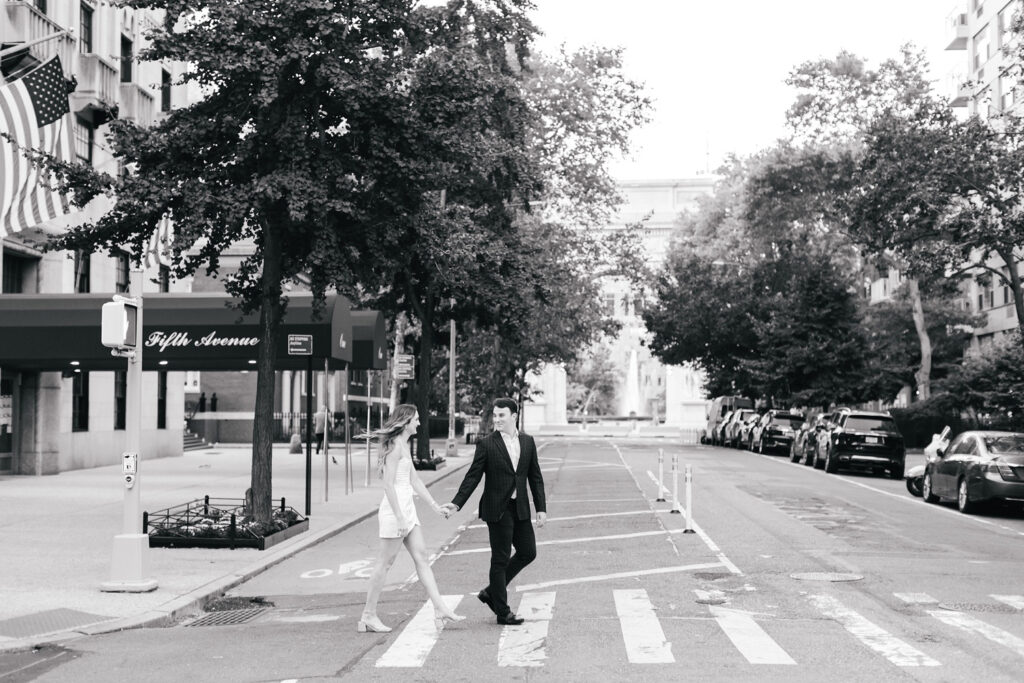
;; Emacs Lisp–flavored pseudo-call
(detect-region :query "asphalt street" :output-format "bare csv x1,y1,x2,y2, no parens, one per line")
5,436,1024,682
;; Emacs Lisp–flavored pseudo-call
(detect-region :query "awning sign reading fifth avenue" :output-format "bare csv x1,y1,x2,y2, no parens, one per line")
0,292,387,372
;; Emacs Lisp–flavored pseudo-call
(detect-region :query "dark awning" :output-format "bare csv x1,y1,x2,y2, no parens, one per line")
351,311,387,370
0,292,363,372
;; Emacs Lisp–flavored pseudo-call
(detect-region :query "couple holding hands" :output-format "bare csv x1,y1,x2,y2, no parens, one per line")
358,398,547,634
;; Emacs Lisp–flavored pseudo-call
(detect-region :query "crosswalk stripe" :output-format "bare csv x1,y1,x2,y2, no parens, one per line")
708,605,796,665
808,594,940,667
614,589,674,664
893,593,939,605
516,562,725,592
928,609,1024,658
375,595,463,668
991,595,1024,610
497,592,556,667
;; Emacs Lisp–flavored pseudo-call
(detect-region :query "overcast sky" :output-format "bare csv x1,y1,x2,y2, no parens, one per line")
528,0,963,180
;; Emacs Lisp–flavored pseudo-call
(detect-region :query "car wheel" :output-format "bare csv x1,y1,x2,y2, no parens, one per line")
824,447,838,473
906,476,923,497
759,437,767,455
790,442,801,463
957,478,978,514
922,473,939,503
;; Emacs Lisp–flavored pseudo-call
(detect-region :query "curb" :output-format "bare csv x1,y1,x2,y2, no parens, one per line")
0,459,472,655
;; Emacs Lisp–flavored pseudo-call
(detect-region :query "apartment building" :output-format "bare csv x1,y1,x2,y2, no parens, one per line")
945,0,1023,353
0,1,190,474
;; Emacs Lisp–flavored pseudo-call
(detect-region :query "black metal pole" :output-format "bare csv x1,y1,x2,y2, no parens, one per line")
305,356,313,516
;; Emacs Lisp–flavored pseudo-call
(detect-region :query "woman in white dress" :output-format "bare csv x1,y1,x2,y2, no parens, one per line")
358,404,465,633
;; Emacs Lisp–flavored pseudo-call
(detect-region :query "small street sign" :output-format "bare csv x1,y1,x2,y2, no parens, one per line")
395,353,415,380
288,334,313,356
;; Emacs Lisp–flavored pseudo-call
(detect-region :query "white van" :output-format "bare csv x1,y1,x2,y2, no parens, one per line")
704,395,754,444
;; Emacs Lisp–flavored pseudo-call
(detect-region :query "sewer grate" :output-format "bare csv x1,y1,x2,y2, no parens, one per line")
185,608,267,627
790,572,864,582
937,602,1020,614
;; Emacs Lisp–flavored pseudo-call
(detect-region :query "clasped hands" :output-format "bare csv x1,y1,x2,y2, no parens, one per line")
434,503,547,527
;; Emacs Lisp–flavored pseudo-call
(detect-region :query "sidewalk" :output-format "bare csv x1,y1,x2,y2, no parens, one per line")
0,438,473,654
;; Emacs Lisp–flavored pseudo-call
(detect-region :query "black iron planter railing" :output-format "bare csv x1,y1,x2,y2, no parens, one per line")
145,496,309,550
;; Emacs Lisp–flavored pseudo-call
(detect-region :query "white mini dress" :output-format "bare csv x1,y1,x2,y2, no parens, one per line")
377,452,419,538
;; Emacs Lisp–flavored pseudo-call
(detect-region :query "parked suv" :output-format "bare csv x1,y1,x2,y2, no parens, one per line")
820,409,905,478
724,409,758,448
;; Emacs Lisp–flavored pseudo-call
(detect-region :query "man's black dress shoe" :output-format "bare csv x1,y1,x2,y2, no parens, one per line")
496,612,524,625
478,589,495,612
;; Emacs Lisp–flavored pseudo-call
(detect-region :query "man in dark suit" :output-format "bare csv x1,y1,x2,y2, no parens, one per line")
441,398,546,625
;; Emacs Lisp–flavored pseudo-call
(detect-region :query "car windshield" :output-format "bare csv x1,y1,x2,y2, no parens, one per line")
983,435,1024,455
775,414,803,428
844,416,897,432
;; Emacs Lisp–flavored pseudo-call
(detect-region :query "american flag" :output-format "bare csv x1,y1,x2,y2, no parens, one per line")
142,212,174,269
0,56,73,237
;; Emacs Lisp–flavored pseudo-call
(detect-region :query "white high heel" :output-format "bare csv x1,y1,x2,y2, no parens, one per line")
357,615,392,633
434,612,466,632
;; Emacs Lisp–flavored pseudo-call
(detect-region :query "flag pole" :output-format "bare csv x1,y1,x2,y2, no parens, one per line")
0,29,74,60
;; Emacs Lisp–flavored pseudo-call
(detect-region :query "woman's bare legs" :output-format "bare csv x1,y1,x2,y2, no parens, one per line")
403,525,463,620
361,536,405,624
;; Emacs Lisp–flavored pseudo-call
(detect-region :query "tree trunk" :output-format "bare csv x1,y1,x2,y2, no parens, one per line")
251,221,284,524
415,290,435,461
995,248,1024,345
907,278,932,401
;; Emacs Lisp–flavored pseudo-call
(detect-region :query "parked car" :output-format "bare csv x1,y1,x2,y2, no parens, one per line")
818,408,905,478
724,409,758,448
738,413,762,450
712,410,734,446
705,396,753,445
922,431,1024,513
749,410,804,454
789,413,821,466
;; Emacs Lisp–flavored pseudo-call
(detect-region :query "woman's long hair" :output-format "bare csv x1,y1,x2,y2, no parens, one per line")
364,404,418,478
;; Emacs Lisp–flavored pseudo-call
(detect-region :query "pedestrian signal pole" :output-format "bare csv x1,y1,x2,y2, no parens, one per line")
100,268,158,592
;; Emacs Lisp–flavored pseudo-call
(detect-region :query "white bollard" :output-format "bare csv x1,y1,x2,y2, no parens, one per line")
683,464,695,533
656,449,666,502
670,454,681,514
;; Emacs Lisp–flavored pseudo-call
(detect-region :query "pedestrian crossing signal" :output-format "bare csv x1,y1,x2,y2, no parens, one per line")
101,299,138,349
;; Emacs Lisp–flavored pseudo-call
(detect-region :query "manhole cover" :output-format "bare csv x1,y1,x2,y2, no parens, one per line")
185,608,267,627
937,602,1020,614
790,572,863,582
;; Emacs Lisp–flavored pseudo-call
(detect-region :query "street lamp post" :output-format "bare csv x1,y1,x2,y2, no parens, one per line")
446,297,457,458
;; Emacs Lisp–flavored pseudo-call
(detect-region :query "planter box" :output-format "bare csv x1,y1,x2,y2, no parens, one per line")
145,496,308,551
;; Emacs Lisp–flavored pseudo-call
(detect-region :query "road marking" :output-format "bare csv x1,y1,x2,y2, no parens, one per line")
466,510,653,529
497,592,556,667
516,562,726,592
991,595,1024,610
688,520,743,575
707,604,795,665
614,589,674,663
929,609,1024,657
375,595,463,668
808,594,940,667
444,527,704,556
893,593,939,605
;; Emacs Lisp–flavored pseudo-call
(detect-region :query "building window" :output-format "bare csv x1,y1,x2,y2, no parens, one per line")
72,372,89,431
157,371,168,429
79,3,93,54
115,251,130,293
74,249,90,293
974,26,991,71
73,117,93,164
161,69,172,112
114,371,127,430
158,266,170,292
120,36,133,83
2,253,27,293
